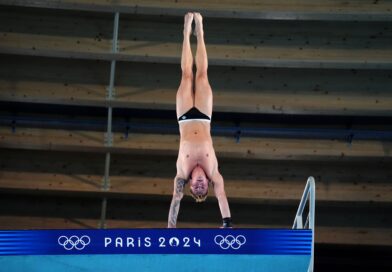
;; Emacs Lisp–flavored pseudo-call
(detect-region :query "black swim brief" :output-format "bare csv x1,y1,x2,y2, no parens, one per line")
178,107,211,123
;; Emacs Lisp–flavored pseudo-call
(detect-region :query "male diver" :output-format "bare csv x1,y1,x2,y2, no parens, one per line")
167,12,232,228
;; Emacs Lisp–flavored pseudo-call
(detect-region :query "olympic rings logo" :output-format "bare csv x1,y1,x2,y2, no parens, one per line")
58,235,91,250
214,235,246,250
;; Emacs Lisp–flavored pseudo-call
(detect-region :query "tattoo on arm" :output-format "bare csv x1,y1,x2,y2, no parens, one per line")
168,178,186,228
168,198,181,228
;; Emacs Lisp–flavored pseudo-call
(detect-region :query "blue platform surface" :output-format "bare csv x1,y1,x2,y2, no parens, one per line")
0,229,312,272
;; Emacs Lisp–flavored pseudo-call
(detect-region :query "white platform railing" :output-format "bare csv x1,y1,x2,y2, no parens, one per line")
292,176,316,272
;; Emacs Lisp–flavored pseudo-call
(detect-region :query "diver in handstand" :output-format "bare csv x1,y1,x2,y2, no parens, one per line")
167,12,232,228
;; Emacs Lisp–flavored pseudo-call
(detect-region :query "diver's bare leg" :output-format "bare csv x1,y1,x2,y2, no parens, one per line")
194,12,213,117
176,12,194,118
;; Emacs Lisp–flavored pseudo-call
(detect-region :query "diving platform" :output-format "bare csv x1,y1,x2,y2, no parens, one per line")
0,177,315,272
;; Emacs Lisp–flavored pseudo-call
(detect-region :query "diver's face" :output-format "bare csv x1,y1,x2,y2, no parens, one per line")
190,166,208,196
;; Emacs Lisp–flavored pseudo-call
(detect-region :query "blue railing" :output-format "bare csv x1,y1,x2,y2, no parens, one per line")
1,115,391,141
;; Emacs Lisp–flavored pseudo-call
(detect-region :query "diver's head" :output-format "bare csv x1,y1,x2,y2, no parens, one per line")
189,165,209,202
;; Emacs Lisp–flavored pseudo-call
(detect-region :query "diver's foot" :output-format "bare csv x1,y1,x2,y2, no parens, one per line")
193,12,204,38
184,12,194,37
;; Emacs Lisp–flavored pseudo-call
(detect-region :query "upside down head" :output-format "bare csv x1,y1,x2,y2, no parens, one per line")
189,165,209,202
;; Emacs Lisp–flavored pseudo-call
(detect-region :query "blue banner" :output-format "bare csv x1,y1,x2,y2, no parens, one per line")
0,229,312,256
